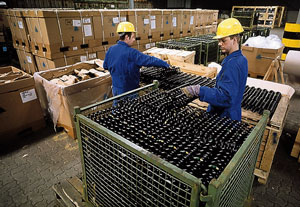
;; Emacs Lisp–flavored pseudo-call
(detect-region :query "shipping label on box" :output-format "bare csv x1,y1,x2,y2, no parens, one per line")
20,88,38,103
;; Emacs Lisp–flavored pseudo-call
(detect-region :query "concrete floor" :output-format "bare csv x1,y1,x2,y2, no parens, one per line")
1,28,300,207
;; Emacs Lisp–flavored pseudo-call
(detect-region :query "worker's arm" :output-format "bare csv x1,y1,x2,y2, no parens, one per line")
199,63,241,108
103,49,110,70
131,48,170,68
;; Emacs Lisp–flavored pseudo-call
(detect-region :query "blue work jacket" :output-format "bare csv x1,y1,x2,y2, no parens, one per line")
199,50,248,121
103,41,169,95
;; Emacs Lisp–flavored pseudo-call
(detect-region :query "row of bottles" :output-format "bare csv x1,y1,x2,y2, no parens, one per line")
140,66,282,118
87,88,252,188
242,85,281,116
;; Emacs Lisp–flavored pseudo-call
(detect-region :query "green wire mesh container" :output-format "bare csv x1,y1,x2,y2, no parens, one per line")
74,82,269,207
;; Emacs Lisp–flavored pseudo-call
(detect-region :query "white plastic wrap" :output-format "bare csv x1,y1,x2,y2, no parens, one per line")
243,35,284,49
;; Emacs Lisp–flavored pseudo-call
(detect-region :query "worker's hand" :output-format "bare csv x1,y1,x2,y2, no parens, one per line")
180,85,201,98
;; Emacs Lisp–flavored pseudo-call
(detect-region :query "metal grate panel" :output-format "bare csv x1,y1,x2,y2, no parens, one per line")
80,121,193,207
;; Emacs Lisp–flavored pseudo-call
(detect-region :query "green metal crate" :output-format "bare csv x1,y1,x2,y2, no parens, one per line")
74,82,269,207
231,11,259,30
156,40,202,64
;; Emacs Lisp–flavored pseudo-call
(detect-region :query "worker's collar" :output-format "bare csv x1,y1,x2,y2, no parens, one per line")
117,40,130,47
222,50,242,65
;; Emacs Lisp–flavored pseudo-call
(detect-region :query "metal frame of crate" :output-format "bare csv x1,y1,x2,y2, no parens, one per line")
156,40,202,65
74,81,270,207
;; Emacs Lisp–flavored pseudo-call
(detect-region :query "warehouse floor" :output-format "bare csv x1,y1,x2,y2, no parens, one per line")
1,27,300,207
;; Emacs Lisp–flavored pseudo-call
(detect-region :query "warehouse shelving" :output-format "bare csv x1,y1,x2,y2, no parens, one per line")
232,6,285,29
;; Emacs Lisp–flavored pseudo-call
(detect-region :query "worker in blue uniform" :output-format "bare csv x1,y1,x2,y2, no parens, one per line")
181,18,248,121
103,22,170,98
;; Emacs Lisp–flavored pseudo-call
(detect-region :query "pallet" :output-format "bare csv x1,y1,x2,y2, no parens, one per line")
290,127,300,163
53,175,87,207
189,95,290,184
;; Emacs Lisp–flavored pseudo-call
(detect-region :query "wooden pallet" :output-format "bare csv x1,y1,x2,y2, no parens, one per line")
53,175,87,207
290,127,300,163
190,94,290,184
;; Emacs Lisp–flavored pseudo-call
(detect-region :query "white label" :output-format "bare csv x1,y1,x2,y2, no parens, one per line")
20,89,37,103
26,56,32,63
150,15,156,20
73,20,81,27
89,53,97,59
113,17,119,24
18,21,23,29
172,17,177,27
80,55,87,62
144,19,149,25
190,16,194,25
151,20,156,29
150,42,155,47
73,46,78,51
84,24,93,37
83,18,91,23
145,43,151,49
120,17,127,22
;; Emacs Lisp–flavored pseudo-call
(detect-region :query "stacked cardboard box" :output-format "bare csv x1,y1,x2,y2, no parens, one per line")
0,9,18,65
5,8,219,73
0,66,45,138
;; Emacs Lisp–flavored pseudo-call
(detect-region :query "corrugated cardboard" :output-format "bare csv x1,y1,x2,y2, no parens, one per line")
0,66,45,137
23,10,96,51
242,45,284,76
16,48,38,74
34,48,99,71
6,9,30,52
33,60,112,138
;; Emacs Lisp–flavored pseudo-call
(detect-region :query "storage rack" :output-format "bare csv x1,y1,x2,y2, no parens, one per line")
74,81,270,207
231,10,259,30
232,6,285,29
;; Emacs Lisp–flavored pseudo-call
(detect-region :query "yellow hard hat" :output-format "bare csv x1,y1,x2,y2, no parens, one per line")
116,22,136,33
213,18,244,39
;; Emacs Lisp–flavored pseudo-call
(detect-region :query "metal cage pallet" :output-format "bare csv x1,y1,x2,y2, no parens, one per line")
190,93,290,185
74,81,270,207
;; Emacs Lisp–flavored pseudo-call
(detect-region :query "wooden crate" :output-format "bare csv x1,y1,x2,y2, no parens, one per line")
290,127,300,163
169,59,217,78
144,47,196,64
189,94,290,184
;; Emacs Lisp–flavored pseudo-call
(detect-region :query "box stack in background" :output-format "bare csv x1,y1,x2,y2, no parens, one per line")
194,9,218,36
4,8,219,73
0,9,18,66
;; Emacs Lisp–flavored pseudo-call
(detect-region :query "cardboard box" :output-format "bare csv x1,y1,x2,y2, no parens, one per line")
23,9,97,52
128,9,151,40
242,45,284,76
5,9,31,52
35,50,98,71
0,9,9,30
33,60,112,138
16,49,38,74
0,66,45,137
97,10,127,45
